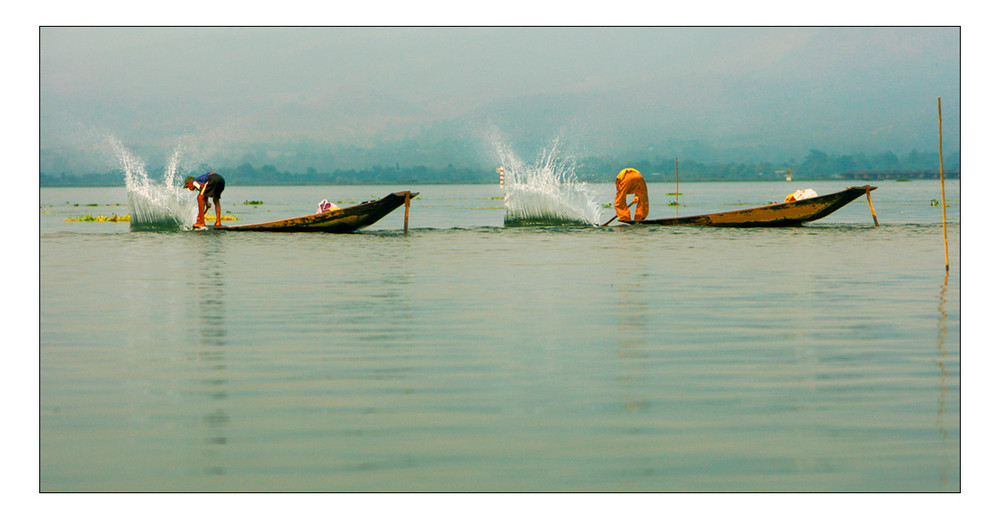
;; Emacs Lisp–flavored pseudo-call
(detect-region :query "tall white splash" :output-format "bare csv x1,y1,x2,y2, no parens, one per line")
494,135,601,226
110,137,194,231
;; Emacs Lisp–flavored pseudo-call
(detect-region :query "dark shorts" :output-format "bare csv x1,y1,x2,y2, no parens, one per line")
203,174,225,199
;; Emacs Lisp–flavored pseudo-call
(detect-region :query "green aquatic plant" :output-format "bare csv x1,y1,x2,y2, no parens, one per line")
243,200,264,205
66,214,240,223
66,213,131,222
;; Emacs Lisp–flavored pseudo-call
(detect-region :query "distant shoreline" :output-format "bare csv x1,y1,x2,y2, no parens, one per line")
39,172,960,188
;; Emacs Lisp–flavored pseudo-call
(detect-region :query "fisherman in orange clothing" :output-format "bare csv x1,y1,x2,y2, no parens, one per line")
614,167,649,221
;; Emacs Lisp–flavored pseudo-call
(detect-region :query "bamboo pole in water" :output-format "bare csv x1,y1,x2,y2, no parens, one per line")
938,97,949,271
675,157,680,217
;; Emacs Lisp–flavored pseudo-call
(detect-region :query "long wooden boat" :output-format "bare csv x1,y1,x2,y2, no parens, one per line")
207,191,417,233
621,186,876,227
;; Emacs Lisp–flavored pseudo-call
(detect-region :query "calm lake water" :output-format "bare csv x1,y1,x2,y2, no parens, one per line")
39,180,960,492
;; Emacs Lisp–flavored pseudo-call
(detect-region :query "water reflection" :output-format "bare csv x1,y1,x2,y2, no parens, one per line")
190,236,229,478
935,271,952,489
615,276,650,400
614,272,655,485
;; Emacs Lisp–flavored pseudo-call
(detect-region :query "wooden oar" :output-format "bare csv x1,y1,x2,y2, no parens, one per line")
864,185,878,227
601,199,637,226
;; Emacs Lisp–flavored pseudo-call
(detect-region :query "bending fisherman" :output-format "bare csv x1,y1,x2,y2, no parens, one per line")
185,172,226,228
614,167,649,222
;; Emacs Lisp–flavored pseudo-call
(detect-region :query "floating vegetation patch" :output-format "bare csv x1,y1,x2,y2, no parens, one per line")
66,214,131,222
66,214,240,223
62,202,126,208
244,200,264,205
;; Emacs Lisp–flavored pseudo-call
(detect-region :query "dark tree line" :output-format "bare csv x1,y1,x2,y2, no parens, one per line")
40,149,961,187
572,149,960,182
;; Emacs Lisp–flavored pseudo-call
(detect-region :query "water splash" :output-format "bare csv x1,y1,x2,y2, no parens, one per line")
110,137,194,231
494,135,601,227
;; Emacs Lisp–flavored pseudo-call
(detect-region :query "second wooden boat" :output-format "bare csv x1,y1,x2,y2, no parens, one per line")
620,186,876,227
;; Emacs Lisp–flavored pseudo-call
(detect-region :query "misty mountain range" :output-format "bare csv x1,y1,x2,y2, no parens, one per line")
41,66,959,178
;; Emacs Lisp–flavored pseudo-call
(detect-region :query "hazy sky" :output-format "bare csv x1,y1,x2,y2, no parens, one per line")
39,26,960,172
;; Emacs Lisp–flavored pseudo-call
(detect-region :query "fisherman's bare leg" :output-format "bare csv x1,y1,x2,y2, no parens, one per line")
213,197,222,226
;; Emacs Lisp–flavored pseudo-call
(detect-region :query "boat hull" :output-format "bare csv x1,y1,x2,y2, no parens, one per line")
216,191,416,233
624,186,875,227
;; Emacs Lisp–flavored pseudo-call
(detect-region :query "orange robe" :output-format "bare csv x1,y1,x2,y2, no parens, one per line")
615,168,649,221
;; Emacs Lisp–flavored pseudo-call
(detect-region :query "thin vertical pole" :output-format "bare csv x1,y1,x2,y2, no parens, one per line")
404,192,411,236
675,157,680,217
938,97,949,271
